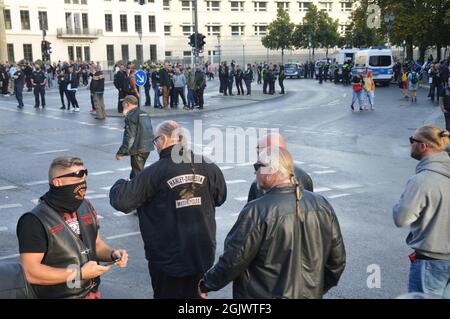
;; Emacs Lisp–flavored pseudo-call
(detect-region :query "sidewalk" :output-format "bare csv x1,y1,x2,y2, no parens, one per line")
105,89,286,118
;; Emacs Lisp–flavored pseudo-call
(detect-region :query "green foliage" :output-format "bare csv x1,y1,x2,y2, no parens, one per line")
261,7,295,53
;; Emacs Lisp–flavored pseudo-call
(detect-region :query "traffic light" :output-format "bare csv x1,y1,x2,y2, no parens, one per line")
41,40,47,53
197,33,206,52
188,33,196,47
47,41,52,54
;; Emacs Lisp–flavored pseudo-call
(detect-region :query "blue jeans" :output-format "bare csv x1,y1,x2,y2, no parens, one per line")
351,91,363,108
187,89,196,108
409,259,450,298
153,86,161,107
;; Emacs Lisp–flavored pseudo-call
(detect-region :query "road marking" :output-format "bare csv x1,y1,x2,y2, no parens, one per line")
231,213,240,217
209,124,224,127
0,204,23,209
315,187,332,192
101,142,121,147
0,226,8,232
308,164,330,169
33,149,70,155
0,254,20,261
294,160,305,165
0,186,18,191
101,186,112,191
31,199,39,205
113,212,130,217
334,183,363,190
226,180,247,184
284,129,297,133
91,171,115,176
234,197,248,202
86,194,108,200
312,170,337,175
106,231,141,240
25,180,48,186
236,162,253,167
116,167,131,171
86,190,96,194
328,193,351,199
219,166,234,170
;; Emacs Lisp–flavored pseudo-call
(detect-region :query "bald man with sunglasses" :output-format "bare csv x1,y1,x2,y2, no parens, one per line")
16,156,128,299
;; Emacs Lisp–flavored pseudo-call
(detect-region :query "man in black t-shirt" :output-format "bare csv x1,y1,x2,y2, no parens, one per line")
13,63,25,109
16,156,129,299
31,65,47,109
440,75,450,132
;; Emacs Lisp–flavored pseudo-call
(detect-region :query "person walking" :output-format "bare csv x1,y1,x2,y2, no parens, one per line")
65,65,80,112
115,95,154,179
13,64,25,109
393,126,450,298
278,65,286,94
110,120,227,299
350,73,364,111
364,71,376,111
408,68,419,103
113,64,129,114
58,68,71,110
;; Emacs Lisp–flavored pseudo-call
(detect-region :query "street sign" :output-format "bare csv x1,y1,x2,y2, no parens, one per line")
135,70,147,87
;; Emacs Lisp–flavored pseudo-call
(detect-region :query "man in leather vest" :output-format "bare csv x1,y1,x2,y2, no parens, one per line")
16,156,128,299
116,95,155,179
199,148,346,299
247,133,313,202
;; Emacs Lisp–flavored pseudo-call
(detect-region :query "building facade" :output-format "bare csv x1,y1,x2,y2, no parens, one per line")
2,0,354,67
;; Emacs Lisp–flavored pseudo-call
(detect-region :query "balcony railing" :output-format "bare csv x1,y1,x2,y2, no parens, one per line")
57,28,103,39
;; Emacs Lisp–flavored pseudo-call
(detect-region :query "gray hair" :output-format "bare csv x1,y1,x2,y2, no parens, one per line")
48,156,84,181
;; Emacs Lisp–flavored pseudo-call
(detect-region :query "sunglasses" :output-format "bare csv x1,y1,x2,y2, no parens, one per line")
152,135,162,146
55,169,88,179
409,136,424,145
253,163,267,172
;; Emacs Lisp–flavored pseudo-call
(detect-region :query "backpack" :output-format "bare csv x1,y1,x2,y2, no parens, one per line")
0,263,36,299
411,73,418,84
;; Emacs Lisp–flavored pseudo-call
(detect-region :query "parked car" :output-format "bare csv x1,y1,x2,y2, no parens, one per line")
284,63,304,79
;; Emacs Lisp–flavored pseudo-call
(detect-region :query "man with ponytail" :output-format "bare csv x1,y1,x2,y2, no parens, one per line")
393,125,450,298
110,120,227,299
199,147,346,299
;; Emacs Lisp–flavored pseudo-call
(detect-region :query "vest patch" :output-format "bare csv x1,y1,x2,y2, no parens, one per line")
49,224,63,235
167,175,205,189
80,213,94,226
175,197,202,209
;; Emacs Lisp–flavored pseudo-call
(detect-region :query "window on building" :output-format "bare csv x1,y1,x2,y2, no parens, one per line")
230,1,244,11
183,50,191,57
68,46,74,61
76,46,83,60
206,1,220,11
319,2,332,12
120,15,128,32
340,24,349,33
84,47,91,62
148,16,156,32
150,44,157,61
20,10,30,30
136,44,143,62
163,0,170,10
254,25,267,35
105,14,113,32
164,25,171,36
207,25,220,36
65,0,71,3
299,1,312,12
7,44,15,62
277,2,289,11
106,45,115,66
182,25,193,36
122,45,129,62
135,15,142,32
165,51,172,58
65,12,73,30
254,2,267,12
3,9,12,29
82,13,89,30
38,11,48,31
231,25,244,36
181,1,192,11
340,1,353,12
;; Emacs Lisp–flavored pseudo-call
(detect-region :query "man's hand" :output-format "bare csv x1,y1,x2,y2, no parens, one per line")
111,249,129,268
116,154,123,161
80,261,110,280
198,279,208,299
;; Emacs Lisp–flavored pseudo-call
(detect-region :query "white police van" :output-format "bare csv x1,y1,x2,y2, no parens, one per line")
351,47,394,86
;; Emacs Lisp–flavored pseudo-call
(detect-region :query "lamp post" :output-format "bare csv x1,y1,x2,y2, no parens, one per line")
403,40,406,62
217,34,221,64
308,34,312,62
384,12,394,48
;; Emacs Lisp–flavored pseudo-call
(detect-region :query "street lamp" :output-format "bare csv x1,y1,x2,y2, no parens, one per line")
384,12,394,48
138,30,143,42
403,40,406,62
308,34,312,62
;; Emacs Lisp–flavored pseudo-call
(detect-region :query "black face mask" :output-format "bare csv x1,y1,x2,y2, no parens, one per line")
42,181,87,213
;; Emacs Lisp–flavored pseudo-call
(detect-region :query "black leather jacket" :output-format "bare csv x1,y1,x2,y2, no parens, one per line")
247,165,313,202
203,185,346,299
117,108,155,156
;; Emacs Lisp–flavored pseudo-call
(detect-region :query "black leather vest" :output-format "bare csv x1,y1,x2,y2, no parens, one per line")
30,200,98,299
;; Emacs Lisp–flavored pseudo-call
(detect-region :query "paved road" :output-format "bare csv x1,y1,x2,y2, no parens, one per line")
0,77,446,299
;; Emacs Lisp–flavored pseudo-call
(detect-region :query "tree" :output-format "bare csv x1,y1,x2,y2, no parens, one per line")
317,13,341,57
261,7,295,64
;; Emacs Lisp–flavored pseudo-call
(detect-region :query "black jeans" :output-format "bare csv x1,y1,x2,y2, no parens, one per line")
130,152,150,179
269,80,275,94
195,88,204,108
263,80,268,93
174,87,187,106
144,86,151,106
445,112,450,133
34,85,46,107
14,84,24,106
236,80,244,95
67,90,79,108
279,79,285,94
245,80,251,95
148,264,202,299
118,90,127,113
59,85,70,108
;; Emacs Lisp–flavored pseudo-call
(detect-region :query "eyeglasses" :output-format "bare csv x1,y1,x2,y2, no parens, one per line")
253,162,267,172
152,135,162,146
55,169,88,179
409,136,425,145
